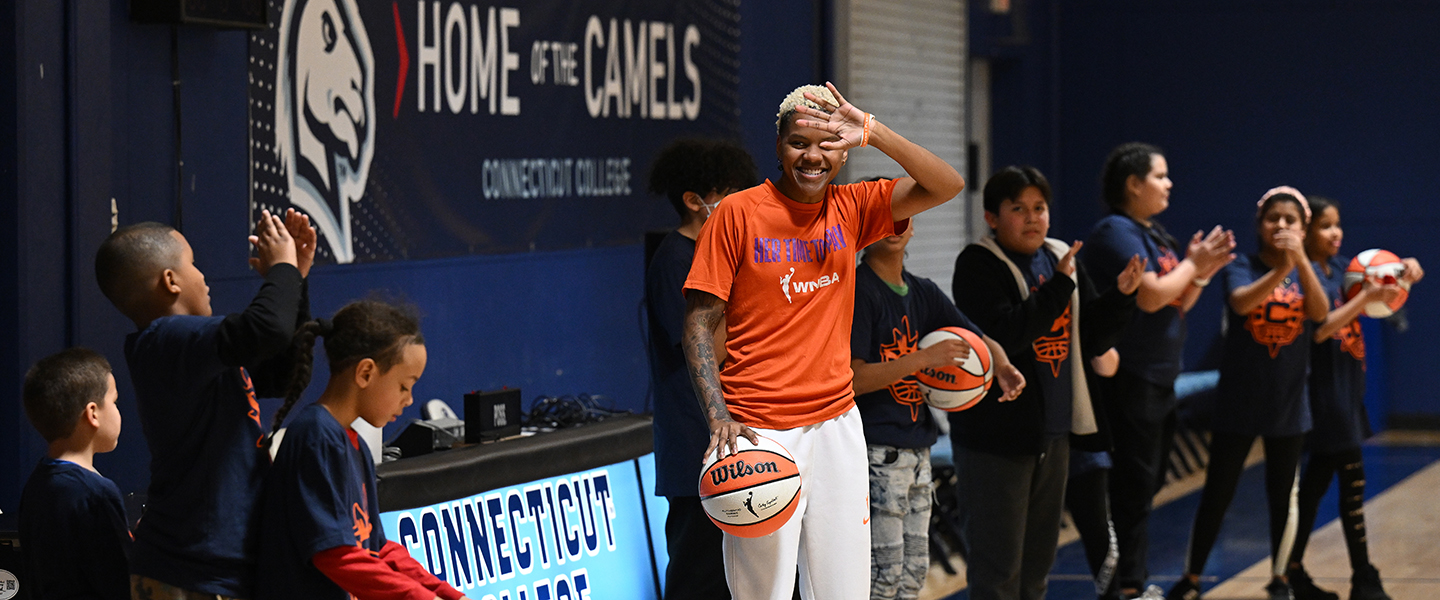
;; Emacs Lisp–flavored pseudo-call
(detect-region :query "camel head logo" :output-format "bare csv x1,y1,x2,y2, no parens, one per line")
276,0,375,263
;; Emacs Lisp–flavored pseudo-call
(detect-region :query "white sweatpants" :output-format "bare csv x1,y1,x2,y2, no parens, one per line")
723,405,871,600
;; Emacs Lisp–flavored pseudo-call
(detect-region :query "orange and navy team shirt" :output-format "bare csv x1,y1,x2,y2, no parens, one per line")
1083,214,1187,387
1307,254,1372,453
124,316,271,596
1000,245,1075,438
1214,254,1314,437
256,403,384,600
850,263,982,449
685,179,903,430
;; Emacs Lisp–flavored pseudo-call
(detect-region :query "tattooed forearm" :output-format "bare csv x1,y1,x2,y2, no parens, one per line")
683,290,731,425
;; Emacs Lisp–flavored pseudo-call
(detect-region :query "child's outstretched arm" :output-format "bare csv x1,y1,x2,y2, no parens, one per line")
1313,279,1404,342
313,544,466,600
379,541,469,600
246,209,319,396
851,337,972,396
983,334,1025,402
248,210,298,275
285,208,318,278
1079,256,1141,357
952,245,1076,355
216,211,305,368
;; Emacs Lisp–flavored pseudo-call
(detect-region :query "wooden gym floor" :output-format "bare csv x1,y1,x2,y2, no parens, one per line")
925,430,1440,600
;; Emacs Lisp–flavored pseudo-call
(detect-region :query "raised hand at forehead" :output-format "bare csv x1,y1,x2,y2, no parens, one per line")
792,83,869,151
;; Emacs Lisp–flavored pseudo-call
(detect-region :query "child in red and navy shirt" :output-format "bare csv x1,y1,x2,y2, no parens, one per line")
255,300,465,600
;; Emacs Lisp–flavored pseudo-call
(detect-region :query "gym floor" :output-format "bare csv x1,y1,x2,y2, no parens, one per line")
924,431,1440,600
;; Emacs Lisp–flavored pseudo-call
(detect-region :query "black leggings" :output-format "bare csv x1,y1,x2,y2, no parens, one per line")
1290,447,1371,572
1184,432,1304,576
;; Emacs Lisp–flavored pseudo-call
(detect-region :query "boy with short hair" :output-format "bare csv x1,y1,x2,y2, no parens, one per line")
95,209,314,599
949,166,1140,600
645,137,757,600
19,347,130,600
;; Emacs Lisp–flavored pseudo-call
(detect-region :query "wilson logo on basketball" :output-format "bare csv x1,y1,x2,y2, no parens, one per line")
700,436,802,538
919,367,955,384
1033,304,1071,377
1245,282,1305,358
709,459,782,486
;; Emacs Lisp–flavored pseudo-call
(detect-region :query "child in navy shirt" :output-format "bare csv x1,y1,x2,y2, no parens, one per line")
1286,195,1418,600
19,347,130,600
1168,188,1330,600
851,219,1021,600
644,138,756,600
94,210,314,598
1082,142,1235,598
255,300,466,600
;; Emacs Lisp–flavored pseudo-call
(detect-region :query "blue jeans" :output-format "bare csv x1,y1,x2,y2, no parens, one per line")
867,445,932,600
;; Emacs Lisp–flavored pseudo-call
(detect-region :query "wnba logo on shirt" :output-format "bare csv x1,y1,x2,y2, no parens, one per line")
1033,304,1071,377
779,268,842,303
879,316,926,420
1245,283,1305,358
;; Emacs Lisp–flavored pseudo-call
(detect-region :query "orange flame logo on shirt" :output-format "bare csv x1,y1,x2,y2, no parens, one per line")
1033,304,1072,377
1333,297,1366,363
878,316,927,421
240,367,264,448
1245,282,1305,358
1157,249,1184,309
351,502,373,547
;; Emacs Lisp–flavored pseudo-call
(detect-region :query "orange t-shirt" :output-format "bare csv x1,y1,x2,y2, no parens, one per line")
684,179,902,429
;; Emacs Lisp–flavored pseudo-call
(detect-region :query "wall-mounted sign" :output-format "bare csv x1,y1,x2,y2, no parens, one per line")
249,0,743,263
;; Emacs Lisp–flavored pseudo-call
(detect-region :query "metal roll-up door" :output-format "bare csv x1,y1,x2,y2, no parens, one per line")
834,0,970,298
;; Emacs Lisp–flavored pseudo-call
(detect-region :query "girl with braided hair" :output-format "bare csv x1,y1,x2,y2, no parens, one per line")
255,300,470,600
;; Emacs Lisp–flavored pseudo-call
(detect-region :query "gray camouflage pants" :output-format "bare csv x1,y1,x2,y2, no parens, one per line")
867,445,932,600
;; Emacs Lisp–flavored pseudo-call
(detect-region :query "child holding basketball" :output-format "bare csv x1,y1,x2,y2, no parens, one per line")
949,165,1141,600
1167,187,1330,600
851,217,1020,600
1285,195,1419,600
18,348,130,600
255,300,467,600
94,209,314,599
683,82,974,600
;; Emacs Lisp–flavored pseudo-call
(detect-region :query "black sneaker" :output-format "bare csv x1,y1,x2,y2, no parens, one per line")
1266,578,1295,600
1349,564,1392,600
1288,567,1339,600
1166,578,1201,600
